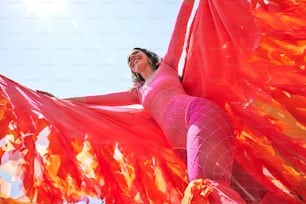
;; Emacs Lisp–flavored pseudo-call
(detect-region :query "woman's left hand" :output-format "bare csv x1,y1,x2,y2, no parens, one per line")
36,90,56,97
184,0,195,4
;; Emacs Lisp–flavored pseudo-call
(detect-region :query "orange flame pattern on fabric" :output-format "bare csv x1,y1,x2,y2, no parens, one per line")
182,0,306,203
0,79,187,203
1,0,306,203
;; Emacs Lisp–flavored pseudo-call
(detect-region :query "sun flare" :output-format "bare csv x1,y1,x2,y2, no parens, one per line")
24,0,64,17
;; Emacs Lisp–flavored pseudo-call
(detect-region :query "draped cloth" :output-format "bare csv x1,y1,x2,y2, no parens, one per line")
182,0,306,203
0,0,305,203
0,77,187,203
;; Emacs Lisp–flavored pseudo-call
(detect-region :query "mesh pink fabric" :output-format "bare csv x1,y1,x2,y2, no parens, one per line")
185,98,233,183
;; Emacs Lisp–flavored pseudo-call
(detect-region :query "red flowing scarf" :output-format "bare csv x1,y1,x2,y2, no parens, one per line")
183,0,306,203
1,0,305,203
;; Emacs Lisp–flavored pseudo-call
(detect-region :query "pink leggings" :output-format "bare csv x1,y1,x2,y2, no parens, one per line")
184,98,234,183
175,98,267,202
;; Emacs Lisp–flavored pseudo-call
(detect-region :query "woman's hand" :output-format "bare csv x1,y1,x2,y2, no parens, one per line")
184,0,194,4
63,96,86,103
36,90,56,97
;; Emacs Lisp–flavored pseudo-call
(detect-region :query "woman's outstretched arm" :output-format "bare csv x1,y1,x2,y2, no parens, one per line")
64,88,140,106
163,0,194,71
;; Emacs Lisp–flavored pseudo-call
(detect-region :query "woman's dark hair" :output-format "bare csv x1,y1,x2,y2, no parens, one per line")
128,47,160,84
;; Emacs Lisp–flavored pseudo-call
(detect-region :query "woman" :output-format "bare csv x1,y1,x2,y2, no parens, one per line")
68,0,234,186
62,0,274,202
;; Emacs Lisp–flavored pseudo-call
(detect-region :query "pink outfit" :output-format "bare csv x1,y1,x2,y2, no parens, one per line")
138,2,234,183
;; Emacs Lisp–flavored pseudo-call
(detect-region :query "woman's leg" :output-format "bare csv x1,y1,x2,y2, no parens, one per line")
184,99,267,203
185,99,234,183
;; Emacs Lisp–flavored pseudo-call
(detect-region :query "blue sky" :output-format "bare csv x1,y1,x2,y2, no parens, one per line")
0,0,183,98
0,0,196,202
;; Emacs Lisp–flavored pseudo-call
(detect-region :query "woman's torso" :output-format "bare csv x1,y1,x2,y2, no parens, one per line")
138,62,195,148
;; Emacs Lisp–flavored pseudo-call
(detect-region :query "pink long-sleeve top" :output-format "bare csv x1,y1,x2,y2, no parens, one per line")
136,2,194,147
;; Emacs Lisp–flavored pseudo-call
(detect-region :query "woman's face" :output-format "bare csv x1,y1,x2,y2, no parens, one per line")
128,49,150,73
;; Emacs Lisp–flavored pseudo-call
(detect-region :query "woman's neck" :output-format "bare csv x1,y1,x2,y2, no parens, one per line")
140,65,155,80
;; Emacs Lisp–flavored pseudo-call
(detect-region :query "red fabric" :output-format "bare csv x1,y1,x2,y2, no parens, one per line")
183,0,306,203
0,0,306,203
0,76,187,203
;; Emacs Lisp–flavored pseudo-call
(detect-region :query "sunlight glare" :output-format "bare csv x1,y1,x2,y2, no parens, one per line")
24,0,64,17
